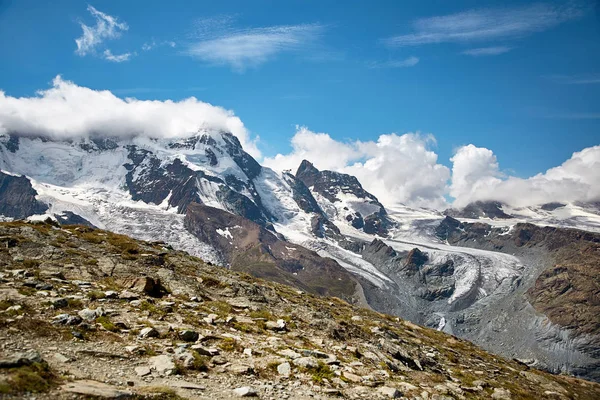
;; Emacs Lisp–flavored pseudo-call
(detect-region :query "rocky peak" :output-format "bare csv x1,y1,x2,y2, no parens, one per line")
444,200,513,220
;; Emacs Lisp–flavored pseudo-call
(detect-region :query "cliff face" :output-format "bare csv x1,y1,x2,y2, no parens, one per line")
0,172,48,219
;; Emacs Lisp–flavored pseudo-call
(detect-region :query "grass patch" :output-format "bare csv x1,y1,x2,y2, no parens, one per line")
97,316,119,332
22,259,41,269
202,301,232,317
87,290,106,300
0,362,57,394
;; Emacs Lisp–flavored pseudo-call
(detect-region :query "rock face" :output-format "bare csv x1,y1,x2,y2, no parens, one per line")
295,160,394,236
444,200,513,220
435,217,600,382
0,171,47,219
184,203,358,301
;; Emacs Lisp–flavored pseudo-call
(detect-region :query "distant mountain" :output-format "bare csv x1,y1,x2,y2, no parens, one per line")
1,131,600,382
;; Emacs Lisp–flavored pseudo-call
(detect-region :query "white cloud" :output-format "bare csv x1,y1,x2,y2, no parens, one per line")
187,17,324,71
103,49,132,63
142,40,177,51
461,46,512,56
450,144,600,207
263,127,450,209
384,3,585,47
75,5,128,56
544,73,600,84
0,76,260,158
369,56,420,68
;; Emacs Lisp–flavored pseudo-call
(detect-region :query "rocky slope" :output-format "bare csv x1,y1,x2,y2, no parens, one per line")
1,220,600,399
435,217,600,382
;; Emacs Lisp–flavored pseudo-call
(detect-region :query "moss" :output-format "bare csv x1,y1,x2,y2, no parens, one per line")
306,362,334,384
249,308,273,320
66,298,84,309
188,350,210,371
219,337,242,352
198,274,227,288
202,301,232,317
17,286,36,296
22,259,41,269
0,362,57,394
97,316,119,332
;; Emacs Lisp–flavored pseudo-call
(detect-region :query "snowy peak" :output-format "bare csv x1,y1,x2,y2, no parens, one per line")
295,160,394,236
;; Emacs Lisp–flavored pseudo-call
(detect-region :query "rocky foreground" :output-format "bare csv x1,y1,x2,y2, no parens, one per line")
0,221,599,399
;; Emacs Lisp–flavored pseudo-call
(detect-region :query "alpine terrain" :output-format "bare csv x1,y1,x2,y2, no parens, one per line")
0,131,599,398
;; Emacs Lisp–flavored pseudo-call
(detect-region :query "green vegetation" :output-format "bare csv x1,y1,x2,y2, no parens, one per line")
0,362,57,394
96,316,119,332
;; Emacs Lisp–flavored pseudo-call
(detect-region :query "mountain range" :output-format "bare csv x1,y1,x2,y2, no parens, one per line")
1,130,599,383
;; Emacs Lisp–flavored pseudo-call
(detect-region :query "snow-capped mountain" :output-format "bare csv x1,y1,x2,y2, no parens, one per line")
1,131,599,382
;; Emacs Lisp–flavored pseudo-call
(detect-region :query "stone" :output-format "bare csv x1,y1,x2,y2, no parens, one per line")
119,290,139,300
397,382,418,392
0,350,43,368
171,381,206,390
265,319,286,331
343,372,363,383
228,364,253,375
104,291,118,299
378,387,402,398
278,349,301,359
233,386,258,397
191,345,219,356
53,353,70,363
212,355,228,365
292,356,318,369
179,329,199,342
139,327,159,338
62,380,132,398
149,355,176,376
300,349,330,359
204,313,219,324
52,298,68,309
118,276,167,298
491,388,512,400
351,315,362,321
277,362,291,377
134,366,151,377
77,308,99,322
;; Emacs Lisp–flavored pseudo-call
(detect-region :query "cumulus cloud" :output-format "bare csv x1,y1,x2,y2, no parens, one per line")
187,16,324,71
0,76,260,158
75,5,128,57
103,49,132,63
384,3,585,47
450,144,600,207
263,127,450,209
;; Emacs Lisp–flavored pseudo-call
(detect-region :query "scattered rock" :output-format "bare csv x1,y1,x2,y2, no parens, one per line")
149,354,176,376
491,388,512,399
78,308,99,322
233,386,258,397
265,319,286,331
277,362,291,377
278,349,301,359
139,327,160,338
378,386,402,398
62,380,132,398
134,366,151,377
179,329,199,342
53,353,70,363
52,298,68,309
292,356,318,369
343,372,363,383
228,364,253,375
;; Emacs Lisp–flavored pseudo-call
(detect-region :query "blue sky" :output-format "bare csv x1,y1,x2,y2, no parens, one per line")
0,0,598,207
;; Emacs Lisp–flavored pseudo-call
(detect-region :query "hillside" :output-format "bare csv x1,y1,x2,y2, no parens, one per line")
0,220,599,399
